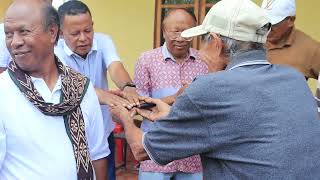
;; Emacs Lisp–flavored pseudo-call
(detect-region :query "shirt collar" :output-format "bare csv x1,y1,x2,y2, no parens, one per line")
226,50,268,70
31,75,62,93
62,37,98,57
161,42,196,62
267,27,296,50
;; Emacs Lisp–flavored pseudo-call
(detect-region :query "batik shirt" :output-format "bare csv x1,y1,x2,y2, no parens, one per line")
134,43,208,173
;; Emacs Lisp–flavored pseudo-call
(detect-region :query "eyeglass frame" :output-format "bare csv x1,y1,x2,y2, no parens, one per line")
163,29,194,42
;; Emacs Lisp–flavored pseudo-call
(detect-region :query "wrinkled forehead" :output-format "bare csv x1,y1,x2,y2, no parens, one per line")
5,2,43,28
163,10,196,30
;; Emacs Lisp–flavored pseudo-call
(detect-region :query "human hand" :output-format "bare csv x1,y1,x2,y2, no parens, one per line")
122,87,140,107
110,104,137,124
136,97,171,121
96,88,134,109
162,83,189,105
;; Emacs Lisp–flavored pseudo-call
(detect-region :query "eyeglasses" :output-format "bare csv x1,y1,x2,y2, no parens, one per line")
164,30,193,41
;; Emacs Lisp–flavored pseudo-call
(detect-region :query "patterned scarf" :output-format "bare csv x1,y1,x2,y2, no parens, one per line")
7,58,94,180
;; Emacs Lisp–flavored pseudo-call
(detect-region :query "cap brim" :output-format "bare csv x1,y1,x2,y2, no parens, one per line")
267,14,287,25
181,25,208,38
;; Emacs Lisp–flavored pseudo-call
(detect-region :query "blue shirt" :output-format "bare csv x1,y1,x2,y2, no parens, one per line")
143,50,320,179
54,32,121,134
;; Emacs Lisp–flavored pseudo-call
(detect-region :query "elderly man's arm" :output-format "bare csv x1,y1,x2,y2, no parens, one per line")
122,117,150,161
110,97,171,161
95,87,134,109
92,158,108,180
108,61,140,105
99,34,139,105
110,105,150,161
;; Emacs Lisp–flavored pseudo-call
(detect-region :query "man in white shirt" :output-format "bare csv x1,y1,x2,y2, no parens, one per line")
0,0,108,179
54,1,139,179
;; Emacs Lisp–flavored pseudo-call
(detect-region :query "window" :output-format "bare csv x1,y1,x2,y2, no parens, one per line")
154,0,220,49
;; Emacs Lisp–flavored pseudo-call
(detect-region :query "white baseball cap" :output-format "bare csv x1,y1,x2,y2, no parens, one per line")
261,0,296,25
181,0,270,43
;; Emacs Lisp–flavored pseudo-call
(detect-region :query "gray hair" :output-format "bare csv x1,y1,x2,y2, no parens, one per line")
220,36,266,58
220,23,270,58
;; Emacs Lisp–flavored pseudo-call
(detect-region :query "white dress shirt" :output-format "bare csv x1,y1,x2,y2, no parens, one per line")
0,71,109,180
55,32,121,135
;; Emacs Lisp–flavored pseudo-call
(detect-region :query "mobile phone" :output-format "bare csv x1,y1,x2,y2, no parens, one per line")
138,102,156,109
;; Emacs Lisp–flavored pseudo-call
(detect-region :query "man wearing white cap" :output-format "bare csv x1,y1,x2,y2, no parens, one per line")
261,0,320,80
110,0,320,179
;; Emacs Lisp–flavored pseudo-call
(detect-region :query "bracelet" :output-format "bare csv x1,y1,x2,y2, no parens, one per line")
121,82,136,90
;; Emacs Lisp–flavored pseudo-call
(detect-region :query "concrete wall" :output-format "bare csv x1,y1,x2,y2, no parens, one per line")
0,0,12,21
82,0,155,88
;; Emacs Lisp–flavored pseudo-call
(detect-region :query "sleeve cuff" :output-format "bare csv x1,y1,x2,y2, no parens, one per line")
142,132,165,166
90,148,110,161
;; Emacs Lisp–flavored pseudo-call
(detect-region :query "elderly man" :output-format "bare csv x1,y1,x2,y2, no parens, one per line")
54,1,139,179
110,0,320,179
0,0,108,179
261,0,320,80
0,0,53,73
134,8,207,180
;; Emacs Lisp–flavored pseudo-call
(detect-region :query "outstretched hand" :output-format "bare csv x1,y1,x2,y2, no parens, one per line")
122,87,140,106
95,88,135,109
109,89,140,109
136,97,171,121
109,104,137,124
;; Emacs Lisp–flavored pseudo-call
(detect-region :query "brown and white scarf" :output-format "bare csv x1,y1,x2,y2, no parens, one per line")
8,58,94,180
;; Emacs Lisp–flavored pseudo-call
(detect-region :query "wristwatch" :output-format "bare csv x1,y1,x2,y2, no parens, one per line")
121,82,136,90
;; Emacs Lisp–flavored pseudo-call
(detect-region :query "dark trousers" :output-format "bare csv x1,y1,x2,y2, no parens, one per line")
107,133,115,180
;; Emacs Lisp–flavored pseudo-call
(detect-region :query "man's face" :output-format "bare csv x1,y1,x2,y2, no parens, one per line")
162,11,195,59
61,12,94,57
267,16,295,44
4,2,56,73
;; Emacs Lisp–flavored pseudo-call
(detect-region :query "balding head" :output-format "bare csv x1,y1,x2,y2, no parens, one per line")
6,0,45,22
6,0,59,43
4,0,59,75
162,9,197,30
